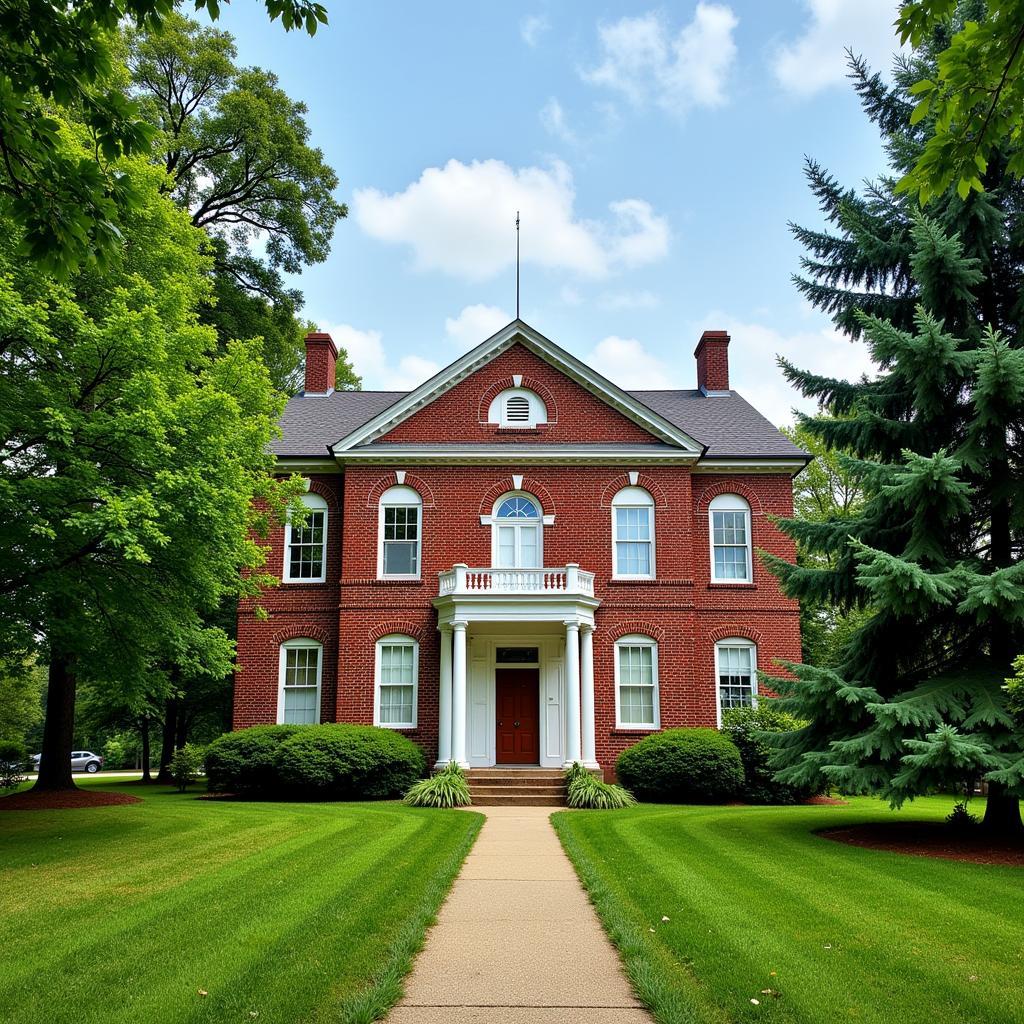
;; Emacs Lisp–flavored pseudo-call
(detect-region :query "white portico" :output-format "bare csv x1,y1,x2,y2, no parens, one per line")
433,564,600,770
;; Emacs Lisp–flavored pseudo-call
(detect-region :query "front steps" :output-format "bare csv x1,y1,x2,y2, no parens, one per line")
467,768,567,806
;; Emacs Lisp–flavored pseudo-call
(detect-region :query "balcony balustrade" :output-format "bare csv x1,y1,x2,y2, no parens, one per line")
437,563,595,598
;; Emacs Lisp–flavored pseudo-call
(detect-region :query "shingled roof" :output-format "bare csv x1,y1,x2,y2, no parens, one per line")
271,387,807,462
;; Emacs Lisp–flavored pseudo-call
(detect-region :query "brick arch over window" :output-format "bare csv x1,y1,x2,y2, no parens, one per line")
476,376,558,424
694,480,764,516
599,473,668,509
365,472,436,508
478,477,555,517
608,621,667,643
303,480,340,510
369,621,426,643
272,625,331,646
705,624,764,646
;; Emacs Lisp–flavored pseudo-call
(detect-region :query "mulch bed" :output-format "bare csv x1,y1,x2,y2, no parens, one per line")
820,822,1024,867
805,795,848,806
0,789,142,810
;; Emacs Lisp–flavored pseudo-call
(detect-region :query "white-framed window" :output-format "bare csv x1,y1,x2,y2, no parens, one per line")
378,485,422,579
612,486,655,579
715,638,757,724
283,492,328,583
614,635,660,729
487,388,547,428
374,634,418,728
491,492,543,568
277,639,323,724
709,493,752,583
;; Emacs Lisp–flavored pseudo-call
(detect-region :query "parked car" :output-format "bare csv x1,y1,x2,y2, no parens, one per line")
30,751,104,773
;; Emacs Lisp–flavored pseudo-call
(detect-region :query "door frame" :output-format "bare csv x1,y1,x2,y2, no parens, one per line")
466,634,565,769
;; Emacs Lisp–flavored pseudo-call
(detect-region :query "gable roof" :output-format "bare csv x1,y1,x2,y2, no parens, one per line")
329,320,705,455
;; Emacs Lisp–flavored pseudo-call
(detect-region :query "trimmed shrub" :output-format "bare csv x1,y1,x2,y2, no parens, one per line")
204,724,425,799
404,762,472,808
565,763,636,809
168,744,206,792
0,740,27,791
615,728,744,803
721,704,815,805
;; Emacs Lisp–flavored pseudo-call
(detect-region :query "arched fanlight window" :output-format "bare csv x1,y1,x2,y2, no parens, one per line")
492,493,542,568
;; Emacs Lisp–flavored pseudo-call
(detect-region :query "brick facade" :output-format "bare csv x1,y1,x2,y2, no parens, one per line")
235,326,803,776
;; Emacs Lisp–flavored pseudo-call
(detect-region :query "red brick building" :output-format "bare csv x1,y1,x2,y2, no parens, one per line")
235,320,807,775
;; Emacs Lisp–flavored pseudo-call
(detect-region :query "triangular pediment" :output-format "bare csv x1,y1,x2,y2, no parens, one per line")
330,320,705,455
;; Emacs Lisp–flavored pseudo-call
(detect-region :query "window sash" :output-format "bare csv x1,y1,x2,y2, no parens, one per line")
616,644,657,727
281,645,320,724
711,509,750,581
287,509,325,580
381,504,420,576
717,645,756,711
377,642,417,727
495,522,540,568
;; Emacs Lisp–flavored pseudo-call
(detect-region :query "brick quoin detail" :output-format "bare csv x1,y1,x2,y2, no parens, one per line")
379,343,660,445
479,476,556,516
599,472,668,509
476,375,559,424
365,472,436,508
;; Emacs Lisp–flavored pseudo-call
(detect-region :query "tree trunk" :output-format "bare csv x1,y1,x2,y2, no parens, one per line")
33,652,78,792
982,781,1023,836
140,716,153,783
156,698,178,784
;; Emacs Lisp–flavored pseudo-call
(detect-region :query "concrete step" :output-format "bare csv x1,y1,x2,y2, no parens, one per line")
469,769,566,780
468,784,566,797
471,794,567,807
467,775,565,788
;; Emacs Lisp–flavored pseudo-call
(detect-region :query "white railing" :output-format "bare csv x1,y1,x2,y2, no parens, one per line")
438,563,595,597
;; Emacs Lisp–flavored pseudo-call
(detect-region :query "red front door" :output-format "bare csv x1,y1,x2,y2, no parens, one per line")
495,669,539,764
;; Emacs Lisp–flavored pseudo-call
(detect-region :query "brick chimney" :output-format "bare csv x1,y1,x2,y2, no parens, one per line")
303,331,338,393
694,330,730,393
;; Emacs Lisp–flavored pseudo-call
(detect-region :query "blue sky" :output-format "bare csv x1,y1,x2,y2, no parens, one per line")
215,1,904,424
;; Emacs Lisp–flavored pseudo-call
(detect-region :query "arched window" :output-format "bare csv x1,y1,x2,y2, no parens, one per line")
278,639,322,724
487,388,547,428
709,493,752,583
611,486,655,579
375,634,419,728
614,634,659,729
715,638,757,724
284,492,328,583
492,493,542,568
378,485,422,579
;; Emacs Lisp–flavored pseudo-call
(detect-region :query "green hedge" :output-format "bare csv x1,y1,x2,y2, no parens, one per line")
721,704,815,804
615,728,744,803
205,724,426,799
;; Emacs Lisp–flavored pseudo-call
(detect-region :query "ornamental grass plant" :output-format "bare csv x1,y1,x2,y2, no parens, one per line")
565,762,637,809
403,762,472,808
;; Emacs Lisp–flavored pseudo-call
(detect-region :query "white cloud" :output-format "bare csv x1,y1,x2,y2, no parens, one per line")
353,158,669,281
560,285,583,306
587,335,682,389
599,289,660,311
582,5,739,115
445,304,511,349
539,97,578,145
521,14,550,47
319,322,440,391
773,0,903,97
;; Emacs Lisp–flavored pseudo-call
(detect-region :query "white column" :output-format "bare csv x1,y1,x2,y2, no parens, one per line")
436,626,453,768
580,624,598,769
563,619,582,766
451,620,469,768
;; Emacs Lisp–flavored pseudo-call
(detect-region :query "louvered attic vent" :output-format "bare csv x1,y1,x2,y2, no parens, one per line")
505,395,531,422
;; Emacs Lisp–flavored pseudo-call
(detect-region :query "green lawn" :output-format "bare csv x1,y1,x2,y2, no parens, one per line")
0,780,482,1024
553,796,1023,1024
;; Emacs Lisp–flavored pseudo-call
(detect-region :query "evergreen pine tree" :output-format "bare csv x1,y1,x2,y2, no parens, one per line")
765,5,1024,834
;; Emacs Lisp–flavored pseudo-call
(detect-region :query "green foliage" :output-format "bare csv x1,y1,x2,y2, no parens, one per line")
615,729,744,804
1006,653,1024,721
564,763,637,809
101,732,141,770
0,740,28,790
205,724,426,799
897,2,1024,203
0,0,327,276
0,658,45,744
403,762,472,808
946,798,980,830
168,743,205,792
721,704,816,804
124,14,353,392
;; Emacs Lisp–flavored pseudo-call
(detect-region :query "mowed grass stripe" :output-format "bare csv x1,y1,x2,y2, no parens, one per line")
554,796,1024,1024
0,784,482,1024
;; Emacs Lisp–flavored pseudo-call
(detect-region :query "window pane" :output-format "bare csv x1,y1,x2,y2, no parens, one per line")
380,684,414,724
497,525,516,567
519,525,540,567
283,686,318,724
616,541,651,575
383,540,417,575
718,646,754,710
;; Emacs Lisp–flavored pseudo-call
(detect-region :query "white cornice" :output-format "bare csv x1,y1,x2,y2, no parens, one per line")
273,457,341,474
334,445,701,466
329,320,705,456
692,458,808,476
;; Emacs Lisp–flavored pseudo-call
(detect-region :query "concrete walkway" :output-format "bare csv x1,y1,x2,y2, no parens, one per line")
388,806,651,1024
